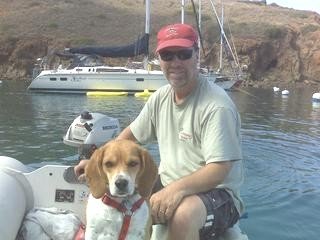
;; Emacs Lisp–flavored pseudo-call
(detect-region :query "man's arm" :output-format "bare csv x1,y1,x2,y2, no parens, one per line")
172,161,232,195
116,126,137,141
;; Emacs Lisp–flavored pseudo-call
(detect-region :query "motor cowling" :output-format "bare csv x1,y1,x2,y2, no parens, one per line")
63,111,120,159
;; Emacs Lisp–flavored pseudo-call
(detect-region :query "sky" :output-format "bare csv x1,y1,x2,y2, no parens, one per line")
267,0,320,14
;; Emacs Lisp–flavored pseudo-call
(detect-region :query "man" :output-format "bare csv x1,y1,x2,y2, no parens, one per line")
76,23,245,240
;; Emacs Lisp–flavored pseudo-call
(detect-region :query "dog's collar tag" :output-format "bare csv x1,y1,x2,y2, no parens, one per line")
124,209,133,216
122,200,133,216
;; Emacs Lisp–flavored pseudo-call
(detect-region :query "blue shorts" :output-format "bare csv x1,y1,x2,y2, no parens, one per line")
198,188,239,240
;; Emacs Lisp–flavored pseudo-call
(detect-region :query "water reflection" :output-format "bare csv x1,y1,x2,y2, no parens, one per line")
230,87,320,239
312,101,320,109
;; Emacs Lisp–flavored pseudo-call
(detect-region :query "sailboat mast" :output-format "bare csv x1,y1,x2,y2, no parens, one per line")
208,0,238,66
145,0,150,34
143,0,150,67
219,3,223,72
181,0,185,23
198,0,202,69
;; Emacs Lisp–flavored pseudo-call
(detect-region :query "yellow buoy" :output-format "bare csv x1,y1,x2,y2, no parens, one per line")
134,89,152,98
86,91,128,96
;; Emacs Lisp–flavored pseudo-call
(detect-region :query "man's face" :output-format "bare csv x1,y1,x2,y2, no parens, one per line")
158,47,198,89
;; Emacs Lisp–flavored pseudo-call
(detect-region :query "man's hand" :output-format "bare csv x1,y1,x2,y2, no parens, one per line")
149,161,232,224
150,183,185,224
74,159,89,182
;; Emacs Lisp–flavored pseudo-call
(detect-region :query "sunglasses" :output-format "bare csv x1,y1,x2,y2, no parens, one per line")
159,49,194,61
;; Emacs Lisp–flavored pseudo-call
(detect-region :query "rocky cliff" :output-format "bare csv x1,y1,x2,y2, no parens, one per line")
0,0,319,88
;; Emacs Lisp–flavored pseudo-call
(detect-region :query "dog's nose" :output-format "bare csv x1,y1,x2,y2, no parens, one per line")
115,178,128,191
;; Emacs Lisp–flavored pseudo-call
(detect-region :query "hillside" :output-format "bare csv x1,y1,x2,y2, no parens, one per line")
0,0,320,88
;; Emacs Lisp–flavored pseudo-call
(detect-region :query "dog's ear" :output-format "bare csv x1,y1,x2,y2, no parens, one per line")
137,148,158,198
85,146,109,198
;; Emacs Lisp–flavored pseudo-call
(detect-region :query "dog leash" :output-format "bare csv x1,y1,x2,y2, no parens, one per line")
102,194,145,240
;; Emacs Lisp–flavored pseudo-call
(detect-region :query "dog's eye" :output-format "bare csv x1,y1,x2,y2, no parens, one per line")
104,161,114,168
128,161,139,167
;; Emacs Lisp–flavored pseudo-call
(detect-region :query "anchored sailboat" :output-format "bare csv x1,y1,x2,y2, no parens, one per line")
209,0,244,88
28,0,167,94
187,0,244,89
28,0,240,94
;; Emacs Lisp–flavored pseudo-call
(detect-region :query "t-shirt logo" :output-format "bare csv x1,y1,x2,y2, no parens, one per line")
178,131,192,141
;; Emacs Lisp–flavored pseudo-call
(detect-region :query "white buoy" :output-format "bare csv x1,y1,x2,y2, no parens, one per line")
281,89,289,95
273,87,280,92
312,92,320,102
0,80,3,85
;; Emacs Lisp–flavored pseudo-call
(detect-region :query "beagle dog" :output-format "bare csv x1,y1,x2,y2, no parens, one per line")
84,139,158,240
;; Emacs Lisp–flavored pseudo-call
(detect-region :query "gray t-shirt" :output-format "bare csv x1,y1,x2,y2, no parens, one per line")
130,77,244,214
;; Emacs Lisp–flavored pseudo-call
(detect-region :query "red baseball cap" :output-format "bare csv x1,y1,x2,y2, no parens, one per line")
155,23,198,53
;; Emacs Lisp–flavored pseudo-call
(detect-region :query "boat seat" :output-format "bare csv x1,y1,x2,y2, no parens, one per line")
151,222,248,240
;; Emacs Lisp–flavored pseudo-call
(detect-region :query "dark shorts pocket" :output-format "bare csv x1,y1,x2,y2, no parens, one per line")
198,188,239,240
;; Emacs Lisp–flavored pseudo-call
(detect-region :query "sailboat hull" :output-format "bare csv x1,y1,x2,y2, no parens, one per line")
28,67,167,94
28,65,241,94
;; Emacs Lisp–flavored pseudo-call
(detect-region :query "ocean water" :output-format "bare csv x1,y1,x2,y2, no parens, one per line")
0,80,319,239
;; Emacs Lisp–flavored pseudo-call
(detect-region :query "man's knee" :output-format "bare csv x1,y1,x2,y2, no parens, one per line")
169,195,206,230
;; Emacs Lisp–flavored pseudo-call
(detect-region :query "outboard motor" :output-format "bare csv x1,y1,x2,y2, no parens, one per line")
63,111,120,160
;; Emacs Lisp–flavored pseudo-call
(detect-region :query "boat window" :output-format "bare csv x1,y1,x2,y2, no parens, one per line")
96,68,129,73
76,68,82,72
136,78,144,82
60,77,67,81
50,77,57,81
215,77,229,82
